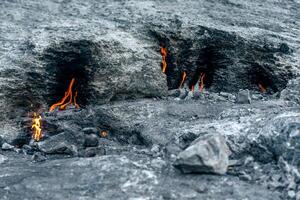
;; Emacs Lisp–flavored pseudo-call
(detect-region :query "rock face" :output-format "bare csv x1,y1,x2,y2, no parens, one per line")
174,133,230,175
0,0,299,199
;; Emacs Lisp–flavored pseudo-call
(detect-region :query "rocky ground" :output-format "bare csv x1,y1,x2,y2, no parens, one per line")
0,0,300,199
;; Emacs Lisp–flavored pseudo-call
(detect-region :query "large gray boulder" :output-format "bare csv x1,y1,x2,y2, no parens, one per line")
174,133,230,175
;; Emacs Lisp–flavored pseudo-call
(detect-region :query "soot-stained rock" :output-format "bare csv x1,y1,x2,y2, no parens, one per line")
84,134,99,147
37,131,84,155
174,133,230,175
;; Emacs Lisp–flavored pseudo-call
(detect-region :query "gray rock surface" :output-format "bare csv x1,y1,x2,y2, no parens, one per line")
0,0,299,199
174,133,230,174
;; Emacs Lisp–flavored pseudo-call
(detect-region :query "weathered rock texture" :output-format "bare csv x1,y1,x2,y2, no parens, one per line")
174,133,230,174
0,0,300,199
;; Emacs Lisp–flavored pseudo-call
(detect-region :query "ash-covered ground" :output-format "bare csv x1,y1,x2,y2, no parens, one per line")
0,0,300,199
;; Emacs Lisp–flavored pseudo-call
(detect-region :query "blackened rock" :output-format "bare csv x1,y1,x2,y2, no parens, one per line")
84,134,99,147
1,142,14,150
84,147,106,157
174,133,230,175
237,89,251,104
168,89,181,97
37,131,84,155
279,43,290,54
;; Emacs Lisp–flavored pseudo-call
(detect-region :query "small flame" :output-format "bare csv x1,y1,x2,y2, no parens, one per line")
49,78,80,112
179,71,187,88
258,83,267,93
160,47,167,73
199,73,206,92
100,131,108,137
31,112,42,141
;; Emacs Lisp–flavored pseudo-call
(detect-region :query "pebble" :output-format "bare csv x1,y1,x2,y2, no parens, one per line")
0,154,8,164
1,143,14,150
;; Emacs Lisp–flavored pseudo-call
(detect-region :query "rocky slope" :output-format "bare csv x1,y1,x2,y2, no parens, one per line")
0,0,300,199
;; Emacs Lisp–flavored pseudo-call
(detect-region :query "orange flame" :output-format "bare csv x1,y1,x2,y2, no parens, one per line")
31,112,42,141
100,131,108,137
160,47,167,73
199,73,206,92
179,71,187,88
49,78,80,112
258,83,267,93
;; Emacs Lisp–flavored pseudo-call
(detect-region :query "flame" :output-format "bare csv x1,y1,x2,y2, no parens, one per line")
31,112,42,141
199,73,206,92
100,131,108,137
49,78,80,112
160,47,167,73
179,71,187,88
258,83,267,93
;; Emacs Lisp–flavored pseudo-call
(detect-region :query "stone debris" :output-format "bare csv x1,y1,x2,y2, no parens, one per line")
174,133,230,175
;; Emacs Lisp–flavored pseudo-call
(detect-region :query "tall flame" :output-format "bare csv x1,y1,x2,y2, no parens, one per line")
179,71,187,88
31,112,42,141
258,83,267,93
49,78,80,112
160,47,167,73
199,73,206,92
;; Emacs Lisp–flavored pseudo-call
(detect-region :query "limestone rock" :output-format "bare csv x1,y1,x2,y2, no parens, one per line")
174,133,230,175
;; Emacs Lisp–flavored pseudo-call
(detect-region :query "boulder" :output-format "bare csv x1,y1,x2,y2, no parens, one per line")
84,134,99,147
174,133,230,175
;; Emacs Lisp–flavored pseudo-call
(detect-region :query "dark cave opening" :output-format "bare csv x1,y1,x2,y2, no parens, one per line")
43,40,98,108
155,32,291,94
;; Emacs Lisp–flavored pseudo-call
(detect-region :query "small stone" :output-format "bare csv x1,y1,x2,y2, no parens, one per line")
288,190,296,199
237,89,251,104
31,152,46,162
279,43,290,53
84,134,99,147
239,172,252,181
0,154,8,164
84,147,105,157
178,89,188,100
168,89,181,97
173,133,230,174
1,143,14,150
150,144,160,153
194,185,208,193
